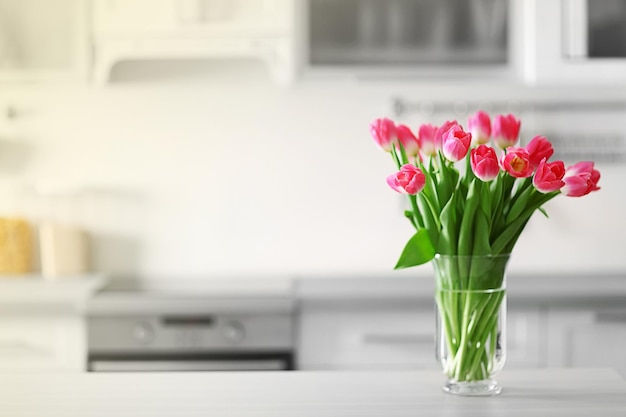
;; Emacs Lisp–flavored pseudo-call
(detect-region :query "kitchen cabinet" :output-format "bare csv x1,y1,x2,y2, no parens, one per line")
527,0,626,85
91,0,295,83
546,308,626,378
0,0,88,83
297,300,544,371
0,315,85,372
295,274,626,374
0,275,106,372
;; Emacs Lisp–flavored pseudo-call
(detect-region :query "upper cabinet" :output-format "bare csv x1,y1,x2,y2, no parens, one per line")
0,0,88,83
298,0,528,82
529,0,626,85
299,0,626,86
3,0,623,87
91,0,295,84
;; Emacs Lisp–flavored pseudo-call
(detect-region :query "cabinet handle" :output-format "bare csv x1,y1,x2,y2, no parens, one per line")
596,311,626,324
0,340,51,355
362,333,433,345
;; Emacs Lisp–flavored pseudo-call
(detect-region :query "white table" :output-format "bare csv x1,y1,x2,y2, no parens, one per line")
1,369,625,416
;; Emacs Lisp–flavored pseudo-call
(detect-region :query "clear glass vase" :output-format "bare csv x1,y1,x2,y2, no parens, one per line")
433,253,510,396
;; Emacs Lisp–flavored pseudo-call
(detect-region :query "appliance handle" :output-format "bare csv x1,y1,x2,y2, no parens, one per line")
89,359,287,372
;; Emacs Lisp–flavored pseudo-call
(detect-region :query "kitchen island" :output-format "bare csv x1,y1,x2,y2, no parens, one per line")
1,368,625,416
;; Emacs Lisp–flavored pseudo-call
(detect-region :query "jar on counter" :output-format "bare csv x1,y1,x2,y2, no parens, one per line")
28,183,91,280
38,222,88,279
0,216,33,276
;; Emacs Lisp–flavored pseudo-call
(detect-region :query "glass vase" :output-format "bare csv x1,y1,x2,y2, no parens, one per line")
433,253,510,396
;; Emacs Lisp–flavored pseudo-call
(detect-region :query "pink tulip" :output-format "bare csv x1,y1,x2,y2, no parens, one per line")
386,164,426,195
501,147,534,178
467,110,492,145
470,145,500,181
562,161,601,197
434,120,459,152
526,136,554,169
370,118,397,152
417,123,438,157
492,114,521,149
442,126,472,162
396,124,420,158
533,159,565,193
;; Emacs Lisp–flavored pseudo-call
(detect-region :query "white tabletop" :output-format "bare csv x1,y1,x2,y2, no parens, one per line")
1,368,625,416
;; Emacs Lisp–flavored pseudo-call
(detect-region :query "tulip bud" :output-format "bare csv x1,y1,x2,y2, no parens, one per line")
434,121,459,151
467,110,492,145
386,164,426,195
396,124,420,158
493,114,521,149
417,124,438,158
370,118,397,152
533,159,565,193
442,126,472,162
562,161,601,197
526,136,554,169
470,145,500,181
501,147,533,178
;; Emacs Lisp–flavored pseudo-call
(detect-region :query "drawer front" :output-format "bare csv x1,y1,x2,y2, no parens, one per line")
0,317,84,371
298,304,544,371
547,308,626,378
298,306,438,370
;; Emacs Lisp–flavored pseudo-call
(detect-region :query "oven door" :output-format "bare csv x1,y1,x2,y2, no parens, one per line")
87,311,295,372
88,352,294,372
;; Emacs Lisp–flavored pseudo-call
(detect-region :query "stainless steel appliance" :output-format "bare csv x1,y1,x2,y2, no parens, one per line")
86,280,295,372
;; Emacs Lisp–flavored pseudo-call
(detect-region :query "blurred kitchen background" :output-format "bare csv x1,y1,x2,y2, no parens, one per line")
1,0,626,375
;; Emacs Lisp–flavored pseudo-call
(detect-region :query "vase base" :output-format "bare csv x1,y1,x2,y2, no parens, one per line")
442,379,502,396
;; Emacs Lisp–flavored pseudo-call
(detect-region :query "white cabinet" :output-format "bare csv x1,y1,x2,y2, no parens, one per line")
0,275,106,372
297,301,543,371
546,308,626,378
298,304,438,370
0,315,85,372
0,0,88,83
523,0,626,84
91,0,295,83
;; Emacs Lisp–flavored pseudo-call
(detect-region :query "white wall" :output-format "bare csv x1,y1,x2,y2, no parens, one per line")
1,60,624,280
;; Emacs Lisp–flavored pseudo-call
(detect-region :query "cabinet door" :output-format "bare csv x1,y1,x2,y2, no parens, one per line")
528,0,626,84
297,302,543,371
298,304,438,370
93,0,289,36
547,309,626,378
0,316,85,372
0,0,87,82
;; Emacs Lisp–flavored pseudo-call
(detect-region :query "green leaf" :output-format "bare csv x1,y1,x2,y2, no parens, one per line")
472,209,492,256
394,229,436,269
458,179,480,256
505,183,534,224
436,192,458,255
404,210,417,228
417,194,439,249
491,215,529,254
538,207,549,218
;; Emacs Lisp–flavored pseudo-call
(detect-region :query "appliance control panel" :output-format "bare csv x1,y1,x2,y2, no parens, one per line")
88,314,292,352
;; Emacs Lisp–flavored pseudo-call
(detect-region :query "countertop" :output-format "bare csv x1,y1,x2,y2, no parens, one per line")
0,274,107,313
2,272,626,311
295,272,626,305
1,368,625,416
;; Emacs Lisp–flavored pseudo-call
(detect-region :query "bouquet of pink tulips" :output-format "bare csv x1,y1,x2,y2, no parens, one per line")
370,111,601,386
371,111,601,268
